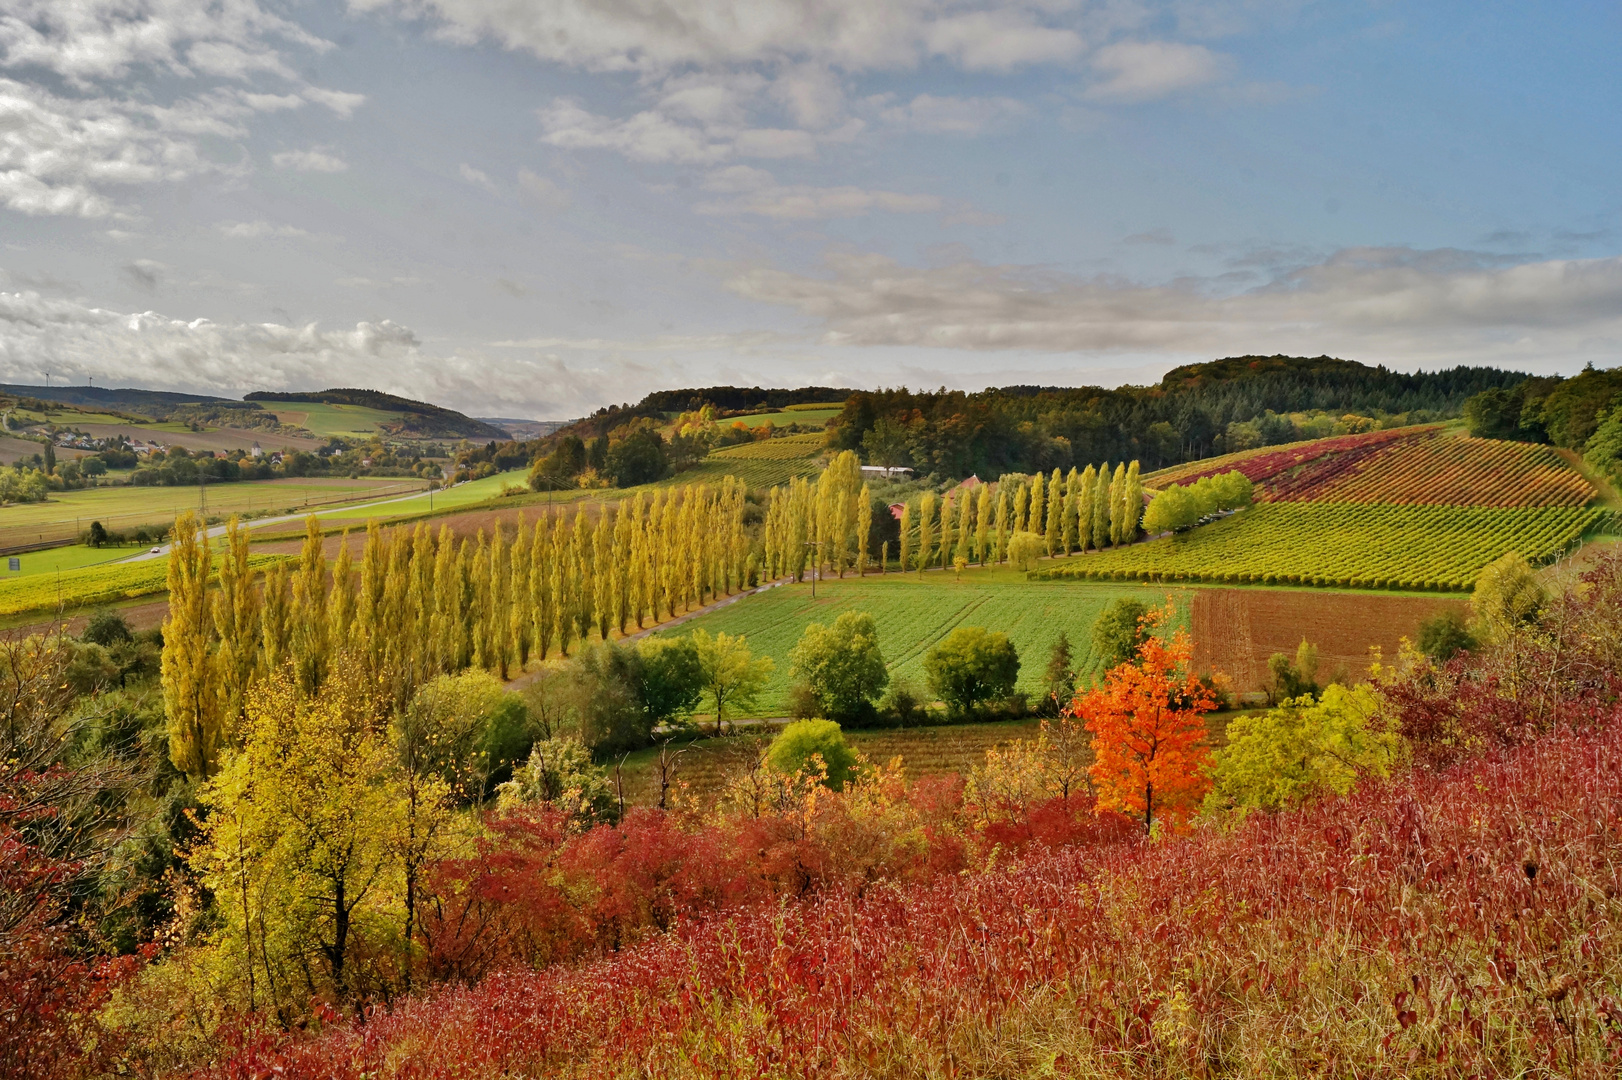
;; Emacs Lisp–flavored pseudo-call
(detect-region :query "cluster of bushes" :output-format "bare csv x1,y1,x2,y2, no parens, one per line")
1140,469,1253,534
0,462,49,503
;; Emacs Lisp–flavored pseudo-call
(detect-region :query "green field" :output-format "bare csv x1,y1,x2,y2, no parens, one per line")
650,570,1187,717
264,401,402,438
1037,503,1608,591
0,477,428,548
0,545,139,577
726,406,842,429
0,551,289,620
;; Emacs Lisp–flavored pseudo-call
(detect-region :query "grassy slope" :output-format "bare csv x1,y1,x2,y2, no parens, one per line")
724,406,842,429
0,544,140,577
648,568,1188,717
263,402,401,438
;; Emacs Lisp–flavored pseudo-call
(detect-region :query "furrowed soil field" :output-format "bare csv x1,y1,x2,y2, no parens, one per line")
614,719,1046,806
262,401,402,438
1037,503,1606,591
649,571,1187,717
0,476,428,549
1190,587,1467,693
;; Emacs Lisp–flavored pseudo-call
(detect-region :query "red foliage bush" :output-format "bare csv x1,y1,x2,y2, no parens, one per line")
206,714,1622,1079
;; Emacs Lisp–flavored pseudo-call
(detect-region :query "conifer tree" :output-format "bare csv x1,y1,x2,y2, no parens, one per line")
1122,460,1144,545
430,526,457,672
1045,468,1063,555
995,483,1010,563
452,538,473,670
212,516,260,729
1078,466,1098,553
411,523,435,676
593,510,613,642
855,485,872,576
1092,463,1113,550
1107,462,1128,546
357,523,387,672
491,522,513,678
898,503,913,576
530,517,554,658
163,513,219,779
916,491,936,574
470,531,492,671
975,484,992,565
510,517,533,669
328,532,356,648
260,558,292,680
552,519,573,656
287,517,328,695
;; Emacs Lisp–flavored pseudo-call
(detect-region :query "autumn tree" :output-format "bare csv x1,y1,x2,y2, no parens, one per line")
692,629,774,736
163,511,220,778
1072,606,1215,833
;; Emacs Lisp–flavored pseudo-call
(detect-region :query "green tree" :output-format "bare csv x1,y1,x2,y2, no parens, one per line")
1006,530,1043,571
766,719,858,790
1207,684,1403,813
789,611,889,726
691,630,775,736
1040,631,1076,716
193,671,401,1014
163,511,220,779
1418,610,1476,662
1090,598,1149,671
1472,550,1545,640
1267,638,1320,703
637,635,705,731
498,736,616,823
924,626,1020,718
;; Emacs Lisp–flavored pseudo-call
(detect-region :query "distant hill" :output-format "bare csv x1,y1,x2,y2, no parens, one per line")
245,389,509,441
0,383,233,418
477,418,570,440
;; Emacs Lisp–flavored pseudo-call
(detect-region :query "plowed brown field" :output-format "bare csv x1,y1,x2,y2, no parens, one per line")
1191,587,1467,693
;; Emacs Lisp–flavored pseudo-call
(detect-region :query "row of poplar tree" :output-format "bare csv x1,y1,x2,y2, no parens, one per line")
761,451,1146,580
162,480,751,779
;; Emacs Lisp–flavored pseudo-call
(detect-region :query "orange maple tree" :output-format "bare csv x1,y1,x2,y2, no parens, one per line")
1070,604,1216,832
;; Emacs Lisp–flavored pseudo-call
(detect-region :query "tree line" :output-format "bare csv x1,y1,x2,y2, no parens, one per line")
161,479,752,781
761,452,1148,580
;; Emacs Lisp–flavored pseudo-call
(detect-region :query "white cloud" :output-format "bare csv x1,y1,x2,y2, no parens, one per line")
733,128,817,159
878,93,1028,135
354,0,1081,76
697,166,943,219
0,77,211,217
217,220,309,238
725,247,1622,367
302,87,368,118
539,99,730,164
0,286,642,418
272,148,348,172
459,162,496,190
1086,41,1229,101
517,168,571,210
0,1,363,216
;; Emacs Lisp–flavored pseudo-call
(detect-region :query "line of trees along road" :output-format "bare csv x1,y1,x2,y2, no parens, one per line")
162,479,750,781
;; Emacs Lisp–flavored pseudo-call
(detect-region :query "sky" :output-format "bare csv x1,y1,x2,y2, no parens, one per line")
0,1,1617,421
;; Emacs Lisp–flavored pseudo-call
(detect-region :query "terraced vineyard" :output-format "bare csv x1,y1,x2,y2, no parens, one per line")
0,551,290,618
1036,503,1607,591
1147,427,1423,488
1270,432,1594,506
651,574,1185,716
671,433,825,489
